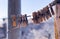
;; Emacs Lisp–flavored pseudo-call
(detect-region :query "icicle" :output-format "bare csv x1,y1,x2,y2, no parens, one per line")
18,16,22,27
43,6,52,20
32,12,39,24
40,10,46,21
37,11,43,23
21,15,28,27
24,14,28,24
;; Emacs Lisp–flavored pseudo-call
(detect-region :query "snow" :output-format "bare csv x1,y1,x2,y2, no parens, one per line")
20,17,55,39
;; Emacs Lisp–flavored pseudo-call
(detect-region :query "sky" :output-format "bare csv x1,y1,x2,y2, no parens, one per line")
0,0,8,22
0,0,53,22
21,0,53,15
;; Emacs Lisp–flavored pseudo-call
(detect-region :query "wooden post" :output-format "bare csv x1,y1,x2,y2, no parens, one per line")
54,4,60,39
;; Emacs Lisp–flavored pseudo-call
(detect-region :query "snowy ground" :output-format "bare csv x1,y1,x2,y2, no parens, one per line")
20,16,55,39
0,16,55,39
